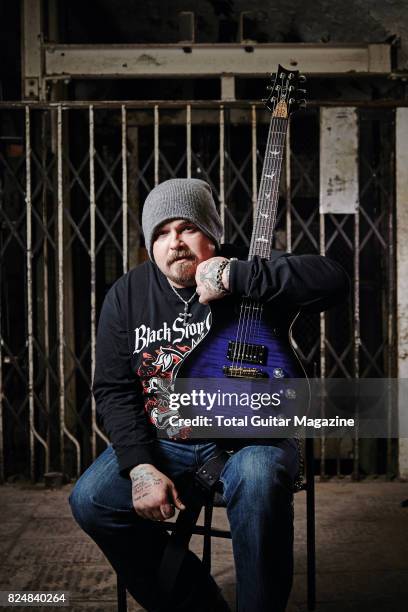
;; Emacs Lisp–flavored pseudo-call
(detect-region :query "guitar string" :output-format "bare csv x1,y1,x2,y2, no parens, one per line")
248,123,287,348
245,81,292,361
251,128,286,366
250,125,287,364
239,128,284,367
248,120,284,358
231,112,278,371
238,127,286,372
232,112,283,371
234,90,291,371
232,115,283,371
233,80,292,373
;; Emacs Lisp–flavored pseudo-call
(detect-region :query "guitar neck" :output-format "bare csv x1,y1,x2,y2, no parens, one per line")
248,112,288,260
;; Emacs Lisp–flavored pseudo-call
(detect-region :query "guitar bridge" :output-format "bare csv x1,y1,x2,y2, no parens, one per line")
227,341,266,365
223,366,268,379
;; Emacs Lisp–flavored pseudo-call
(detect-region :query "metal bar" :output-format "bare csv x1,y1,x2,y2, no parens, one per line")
44,43,392,78
57,105,81,477
57,104,65,475
285,119,292,253
386,124,395,478
353,210,360,480
186,104,192,179
26,106,35,481
116,576,127,612
89,108,110,452
89,106,97,460
121,105,128,273
41,111,51,471
25,106,49,481
127,125,141,270
21,0,43,99
251,104,257,228
2,100,408,111
319,212,326,480
221,75,235,101
154,105,159,186
219,105,225,241
0,214,3,482
0,343,2,480
305,437,316,610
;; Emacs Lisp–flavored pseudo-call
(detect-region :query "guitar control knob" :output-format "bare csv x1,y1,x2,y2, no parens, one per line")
273,368,285,378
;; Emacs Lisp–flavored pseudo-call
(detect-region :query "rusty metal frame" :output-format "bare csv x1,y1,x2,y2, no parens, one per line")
43,43,392,80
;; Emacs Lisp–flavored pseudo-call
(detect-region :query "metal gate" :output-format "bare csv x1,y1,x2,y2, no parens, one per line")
0,101,396,481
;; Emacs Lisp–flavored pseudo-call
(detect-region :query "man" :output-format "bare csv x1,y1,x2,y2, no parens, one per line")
69,178,349,611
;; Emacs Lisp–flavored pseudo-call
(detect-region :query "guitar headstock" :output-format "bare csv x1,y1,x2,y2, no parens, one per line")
262,65,307,118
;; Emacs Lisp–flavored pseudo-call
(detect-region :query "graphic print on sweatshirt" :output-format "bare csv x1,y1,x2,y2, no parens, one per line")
134,311,212,438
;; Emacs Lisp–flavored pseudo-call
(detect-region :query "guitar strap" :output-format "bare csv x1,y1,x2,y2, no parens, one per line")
157,450,232,602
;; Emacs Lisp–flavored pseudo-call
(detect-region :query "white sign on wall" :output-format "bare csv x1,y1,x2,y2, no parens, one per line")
319,107,359,214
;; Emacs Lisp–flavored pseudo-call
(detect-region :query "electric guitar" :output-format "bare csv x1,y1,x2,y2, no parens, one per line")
174,66,310,429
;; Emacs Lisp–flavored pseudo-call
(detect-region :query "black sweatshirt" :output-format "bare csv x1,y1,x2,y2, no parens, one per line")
93,248,349,476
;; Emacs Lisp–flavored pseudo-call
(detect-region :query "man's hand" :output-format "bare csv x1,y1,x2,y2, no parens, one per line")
129,464,185,521
196,257,230,304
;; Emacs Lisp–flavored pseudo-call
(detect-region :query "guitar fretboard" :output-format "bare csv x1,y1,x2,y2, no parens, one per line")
248,116,288,260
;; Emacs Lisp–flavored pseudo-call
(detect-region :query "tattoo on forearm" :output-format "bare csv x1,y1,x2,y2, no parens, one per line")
223,263,230,291
199,259,225,293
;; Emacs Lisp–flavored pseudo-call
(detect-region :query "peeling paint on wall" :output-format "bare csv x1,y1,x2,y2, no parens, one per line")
396,107,408,479
320,107,359,214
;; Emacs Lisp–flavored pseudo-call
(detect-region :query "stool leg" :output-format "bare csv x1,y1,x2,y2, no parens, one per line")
202,502,213,573
116,574,127,612
306,438,316,611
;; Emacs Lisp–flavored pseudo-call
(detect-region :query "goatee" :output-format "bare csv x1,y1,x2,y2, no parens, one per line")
167,260,196,287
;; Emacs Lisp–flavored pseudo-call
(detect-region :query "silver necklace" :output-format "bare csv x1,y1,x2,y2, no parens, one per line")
167,280,197,326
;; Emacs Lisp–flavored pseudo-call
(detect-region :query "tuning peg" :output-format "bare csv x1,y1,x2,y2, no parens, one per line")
266,85,273,90
270,73,276,79
298,88,306,93
299,98,307,107
299,75,307,82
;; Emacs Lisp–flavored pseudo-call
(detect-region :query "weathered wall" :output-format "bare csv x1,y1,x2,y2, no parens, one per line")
61,0,408,70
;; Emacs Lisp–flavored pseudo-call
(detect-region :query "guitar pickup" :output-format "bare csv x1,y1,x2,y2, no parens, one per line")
227,341,267,365
223,366,268,379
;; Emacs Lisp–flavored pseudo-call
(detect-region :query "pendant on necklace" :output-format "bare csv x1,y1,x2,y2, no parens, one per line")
180,303,193,326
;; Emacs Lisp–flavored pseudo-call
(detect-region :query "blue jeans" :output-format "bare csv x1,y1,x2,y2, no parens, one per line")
69,439,298,612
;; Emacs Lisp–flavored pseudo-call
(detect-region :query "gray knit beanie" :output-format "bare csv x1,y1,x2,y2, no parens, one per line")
142,178,223,260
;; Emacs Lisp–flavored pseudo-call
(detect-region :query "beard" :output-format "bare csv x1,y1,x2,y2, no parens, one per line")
166,249,197,287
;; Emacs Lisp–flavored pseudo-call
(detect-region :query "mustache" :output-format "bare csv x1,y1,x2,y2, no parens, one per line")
167,249,196,265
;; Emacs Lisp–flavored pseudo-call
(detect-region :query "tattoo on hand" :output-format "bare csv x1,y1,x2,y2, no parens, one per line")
131,470,163,501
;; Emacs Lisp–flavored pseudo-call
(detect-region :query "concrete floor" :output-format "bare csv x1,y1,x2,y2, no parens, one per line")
0,480,407,612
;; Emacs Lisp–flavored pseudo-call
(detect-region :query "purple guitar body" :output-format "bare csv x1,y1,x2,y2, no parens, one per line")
174,297,309,427
177,297,304,380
